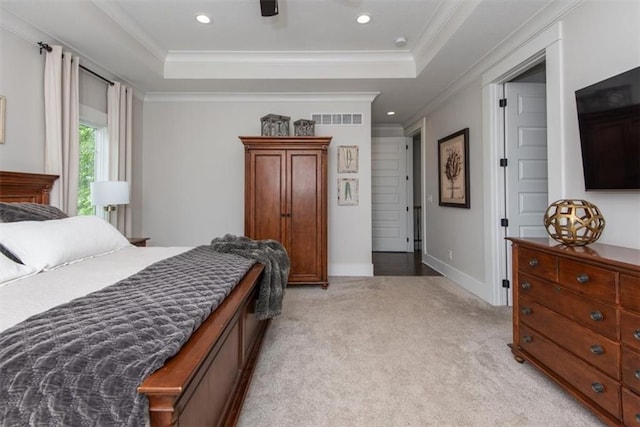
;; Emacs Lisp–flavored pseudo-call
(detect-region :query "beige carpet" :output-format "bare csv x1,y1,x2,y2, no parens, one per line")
238,276,605,427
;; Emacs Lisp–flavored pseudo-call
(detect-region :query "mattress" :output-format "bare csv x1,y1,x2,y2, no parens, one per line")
0,246,191,333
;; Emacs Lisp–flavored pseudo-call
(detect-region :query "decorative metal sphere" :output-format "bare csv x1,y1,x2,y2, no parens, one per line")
543,199,605,245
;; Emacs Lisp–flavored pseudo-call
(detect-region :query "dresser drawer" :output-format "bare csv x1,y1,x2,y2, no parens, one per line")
622,310,640,352
622,347,640,394
623,387,640,425
519,324,621,419
519,297,620,379
622,275,640,312
558,258,617,304
518,247,557,281
518,273,619,340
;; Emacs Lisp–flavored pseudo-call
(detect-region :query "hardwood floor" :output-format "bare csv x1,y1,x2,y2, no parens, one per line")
372,252,441,276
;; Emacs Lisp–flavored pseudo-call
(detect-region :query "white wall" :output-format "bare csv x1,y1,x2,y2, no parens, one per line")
142,94,375,276
422,78,487,295
0,23,145,235
0,28,46,172
412,0,640,305
559,0,640,248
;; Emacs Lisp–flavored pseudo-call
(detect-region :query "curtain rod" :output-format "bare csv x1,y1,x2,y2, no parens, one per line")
38,42,115,87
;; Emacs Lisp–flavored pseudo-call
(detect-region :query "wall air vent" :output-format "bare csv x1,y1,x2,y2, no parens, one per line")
311,113,364,126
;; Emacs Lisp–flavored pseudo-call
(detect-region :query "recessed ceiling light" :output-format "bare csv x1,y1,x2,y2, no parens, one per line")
387,111,396,116
356,14,371,24
195,14,211,24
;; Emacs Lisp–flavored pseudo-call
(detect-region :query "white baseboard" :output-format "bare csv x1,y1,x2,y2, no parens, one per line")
423,254,495,305
329,263,374,277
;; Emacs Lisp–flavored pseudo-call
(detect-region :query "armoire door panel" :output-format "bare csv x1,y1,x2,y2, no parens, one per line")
249,152,285,242
288,151,322,281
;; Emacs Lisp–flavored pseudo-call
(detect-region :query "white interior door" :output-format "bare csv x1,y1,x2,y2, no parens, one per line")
503,82,548,303
372,137,409,252
505,82,548,238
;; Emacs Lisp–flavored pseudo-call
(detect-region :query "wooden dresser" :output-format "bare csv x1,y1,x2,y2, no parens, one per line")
508,238,640,426
240,136,330,288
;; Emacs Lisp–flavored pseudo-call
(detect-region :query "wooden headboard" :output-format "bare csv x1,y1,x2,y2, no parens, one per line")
0,171,59,204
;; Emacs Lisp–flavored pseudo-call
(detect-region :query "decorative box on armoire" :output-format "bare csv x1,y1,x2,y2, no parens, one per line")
240,136,331,288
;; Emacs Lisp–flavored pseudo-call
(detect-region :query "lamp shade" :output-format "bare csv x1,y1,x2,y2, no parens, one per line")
90,181,130,206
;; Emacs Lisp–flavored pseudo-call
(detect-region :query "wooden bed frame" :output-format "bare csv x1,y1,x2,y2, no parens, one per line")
0,170,270,427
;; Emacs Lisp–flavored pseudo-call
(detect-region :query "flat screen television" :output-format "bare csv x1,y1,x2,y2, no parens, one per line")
575,66,640,190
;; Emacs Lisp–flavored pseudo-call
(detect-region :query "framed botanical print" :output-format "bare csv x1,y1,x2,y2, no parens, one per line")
338,178,358,206
338,145,358,173
438,128,470,208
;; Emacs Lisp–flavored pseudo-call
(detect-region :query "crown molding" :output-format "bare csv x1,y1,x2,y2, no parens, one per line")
0,7,146,95
164,51,415,79
0,7,51,45
404,0,583,127
144,92,380,103
90,0,166,62
411,0,481,74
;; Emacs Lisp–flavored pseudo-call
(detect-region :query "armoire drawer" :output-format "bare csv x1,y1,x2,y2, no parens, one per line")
558,258,617,304
622,346,640,394
623,387,640,425
519,297,620,379
519,324,621,419
518,273,619,340
622,310,640,352
518,247,557,281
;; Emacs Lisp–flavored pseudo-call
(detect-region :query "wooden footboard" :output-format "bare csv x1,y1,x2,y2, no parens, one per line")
138,263,269,427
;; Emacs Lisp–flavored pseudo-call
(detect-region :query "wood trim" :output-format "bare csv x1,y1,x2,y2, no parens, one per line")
506,238,640,276
0,171,58,204
239,135,331,151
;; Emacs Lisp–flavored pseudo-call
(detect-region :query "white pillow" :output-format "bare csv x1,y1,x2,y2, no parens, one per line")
0,251,38,285
0,215,131,270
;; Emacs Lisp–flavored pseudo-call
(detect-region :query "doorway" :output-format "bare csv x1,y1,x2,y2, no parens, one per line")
371,136,412,252
372,128,432,276
500,63,549,304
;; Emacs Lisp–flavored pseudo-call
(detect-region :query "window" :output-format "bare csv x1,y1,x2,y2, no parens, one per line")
78,105,108,216
78,124,96,215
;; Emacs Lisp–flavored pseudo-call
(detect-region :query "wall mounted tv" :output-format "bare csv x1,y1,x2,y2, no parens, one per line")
575,66,640,190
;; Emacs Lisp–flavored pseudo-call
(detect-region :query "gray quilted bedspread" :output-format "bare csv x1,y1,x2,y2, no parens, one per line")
0,246,256,427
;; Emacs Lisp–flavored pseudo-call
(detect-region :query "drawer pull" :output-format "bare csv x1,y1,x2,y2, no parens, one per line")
635,369,640,380
589,345,604,355
636,413,640,423
521,307,532,316
528,258,539,267
521,282,531,290
522,335,533,344
576,273,590,284
591,382,605,393
634,330,640,340
590,311,604,322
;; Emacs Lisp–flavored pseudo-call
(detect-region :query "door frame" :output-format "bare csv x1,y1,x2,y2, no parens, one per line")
405,118,427,257
481,22,564,305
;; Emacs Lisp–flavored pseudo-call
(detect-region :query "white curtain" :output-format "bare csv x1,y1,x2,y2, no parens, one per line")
44,45,80,214
107,82,133,235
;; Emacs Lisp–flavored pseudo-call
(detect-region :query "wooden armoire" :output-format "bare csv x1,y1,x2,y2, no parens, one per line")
240,136,331,288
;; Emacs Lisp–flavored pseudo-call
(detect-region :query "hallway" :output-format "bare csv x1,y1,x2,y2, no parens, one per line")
372,252,441,276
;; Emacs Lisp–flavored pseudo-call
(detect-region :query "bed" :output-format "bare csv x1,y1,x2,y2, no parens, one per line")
0,170,277,426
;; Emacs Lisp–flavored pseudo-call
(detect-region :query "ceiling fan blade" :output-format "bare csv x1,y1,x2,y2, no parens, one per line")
260,0,278,17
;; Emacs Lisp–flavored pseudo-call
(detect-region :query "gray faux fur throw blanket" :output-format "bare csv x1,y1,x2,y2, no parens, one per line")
211,234,290,319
